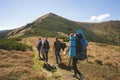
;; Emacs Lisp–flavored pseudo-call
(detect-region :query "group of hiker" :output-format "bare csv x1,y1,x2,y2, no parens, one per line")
36,29,88,80
37,37,50,63
37,37,66,64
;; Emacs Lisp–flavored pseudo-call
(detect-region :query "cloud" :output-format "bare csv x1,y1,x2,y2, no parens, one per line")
90,13,110,21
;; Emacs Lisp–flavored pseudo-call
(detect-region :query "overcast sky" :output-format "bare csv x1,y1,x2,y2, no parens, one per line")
0,0,120,31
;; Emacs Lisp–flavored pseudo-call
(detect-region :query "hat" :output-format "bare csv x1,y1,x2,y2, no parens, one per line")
69,33,74,36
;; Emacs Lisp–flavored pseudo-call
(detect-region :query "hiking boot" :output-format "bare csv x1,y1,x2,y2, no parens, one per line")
79,74,84,80
73,74,77,78
60,59,62,63
45,61,48,64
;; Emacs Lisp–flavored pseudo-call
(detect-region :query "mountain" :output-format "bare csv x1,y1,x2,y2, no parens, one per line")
77,20,120,45
0,13,120,45
0,30,11,39
6,13,82,38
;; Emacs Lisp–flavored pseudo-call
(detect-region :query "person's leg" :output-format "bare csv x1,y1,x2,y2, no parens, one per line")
72,57,77,76
41,48,44,59
46,50,48,62
44,51,47,62
55,50,59,64
42,49,45,60
68,57,73,66
58,50,62,63
72,57,81,76
75,58,81,76
38,49,41,59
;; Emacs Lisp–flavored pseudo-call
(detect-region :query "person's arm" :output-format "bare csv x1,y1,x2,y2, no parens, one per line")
47,41,50,50
53,42,55,53
64,46,69,55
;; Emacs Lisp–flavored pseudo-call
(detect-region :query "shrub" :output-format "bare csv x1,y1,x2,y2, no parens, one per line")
0,38,32,51
60,36,69,42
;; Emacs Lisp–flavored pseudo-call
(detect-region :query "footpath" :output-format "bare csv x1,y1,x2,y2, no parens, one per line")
32,45,78,80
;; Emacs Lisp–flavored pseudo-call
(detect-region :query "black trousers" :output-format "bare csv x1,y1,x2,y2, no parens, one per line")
43,49,48,62
72,57,81,75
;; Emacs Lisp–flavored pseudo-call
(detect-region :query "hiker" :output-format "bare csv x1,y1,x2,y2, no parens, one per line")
37,38,42,59
53,37,62,64
64,31,88,80
73,33,84,80
42,37,50,62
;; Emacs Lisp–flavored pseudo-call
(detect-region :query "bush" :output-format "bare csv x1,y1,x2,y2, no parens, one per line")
60,36,69,42
0,38,32,51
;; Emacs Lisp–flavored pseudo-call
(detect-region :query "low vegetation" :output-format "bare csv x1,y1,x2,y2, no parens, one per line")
0,38,32,51
5,13,119,46
0,49,37,80
22,37,120,80
0,36,120,80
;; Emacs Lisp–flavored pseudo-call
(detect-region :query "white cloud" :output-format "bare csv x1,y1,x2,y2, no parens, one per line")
90,13,110,21
90,16,97,21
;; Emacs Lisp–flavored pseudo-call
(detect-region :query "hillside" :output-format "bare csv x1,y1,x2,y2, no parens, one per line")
0,37,119,80
0,13,120,45
77,21,120,45
0,30,11,39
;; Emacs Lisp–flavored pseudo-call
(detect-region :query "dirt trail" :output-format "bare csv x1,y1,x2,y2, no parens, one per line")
23,38,79,80
32,45,78,80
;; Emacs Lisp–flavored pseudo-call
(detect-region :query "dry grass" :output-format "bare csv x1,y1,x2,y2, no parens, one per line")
22,36,120,80
0,48,47,80
87,42,120,67
0,36,120,80
0,49,33,80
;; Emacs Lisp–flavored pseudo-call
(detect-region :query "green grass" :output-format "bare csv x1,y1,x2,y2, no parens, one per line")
4,14,119,46
0,38,32,51
32,46,44,71
22,15,119,46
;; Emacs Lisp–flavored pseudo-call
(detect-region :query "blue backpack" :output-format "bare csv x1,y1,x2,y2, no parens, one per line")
69,29,88,60
69,35,76,57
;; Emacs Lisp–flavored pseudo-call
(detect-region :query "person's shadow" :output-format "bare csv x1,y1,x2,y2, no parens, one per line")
43,63,57,72
57,63,72,71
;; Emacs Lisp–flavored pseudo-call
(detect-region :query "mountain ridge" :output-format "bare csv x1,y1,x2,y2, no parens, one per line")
0,13,120,45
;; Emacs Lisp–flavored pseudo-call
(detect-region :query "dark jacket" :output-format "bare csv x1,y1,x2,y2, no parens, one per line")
54,41,61,51
37,40,42,50
43,40,50,50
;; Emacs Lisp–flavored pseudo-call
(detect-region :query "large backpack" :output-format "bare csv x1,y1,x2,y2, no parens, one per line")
69,35,76,57
75,34,87,60
43,40,50,50
61,42,67,51
37,41,42,50
69,29,88,60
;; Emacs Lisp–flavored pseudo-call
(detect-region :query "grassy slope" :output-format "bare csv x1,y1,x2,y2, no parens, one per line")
21,14,81,38
7,14,119,45
0,36,119,80
0,49,34,80
17,13,97,40
81,21,120,45
28,19,120,45
0,30,11,39
23,37,120,80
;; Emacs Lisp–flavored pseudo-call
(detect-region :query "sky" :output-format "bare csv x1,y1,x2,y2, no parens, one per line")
0,0,120,31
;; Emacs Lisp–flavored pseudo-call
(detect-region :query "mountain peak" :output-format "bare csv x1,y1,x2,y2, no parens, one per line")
46,12,57,16
34,12,59,23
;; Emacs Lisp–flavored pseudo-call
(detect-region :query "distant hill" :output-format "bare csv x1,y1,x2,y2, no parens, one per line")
77,20,120,45
0,30,11,39
0,13,120,45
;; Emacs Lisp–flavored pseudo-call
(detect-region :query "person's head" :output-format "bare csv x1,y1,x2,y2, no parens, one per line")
76,33,83,39
39,38,41,40
69,33,74,36
55,36,59,41
45,37,48,40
